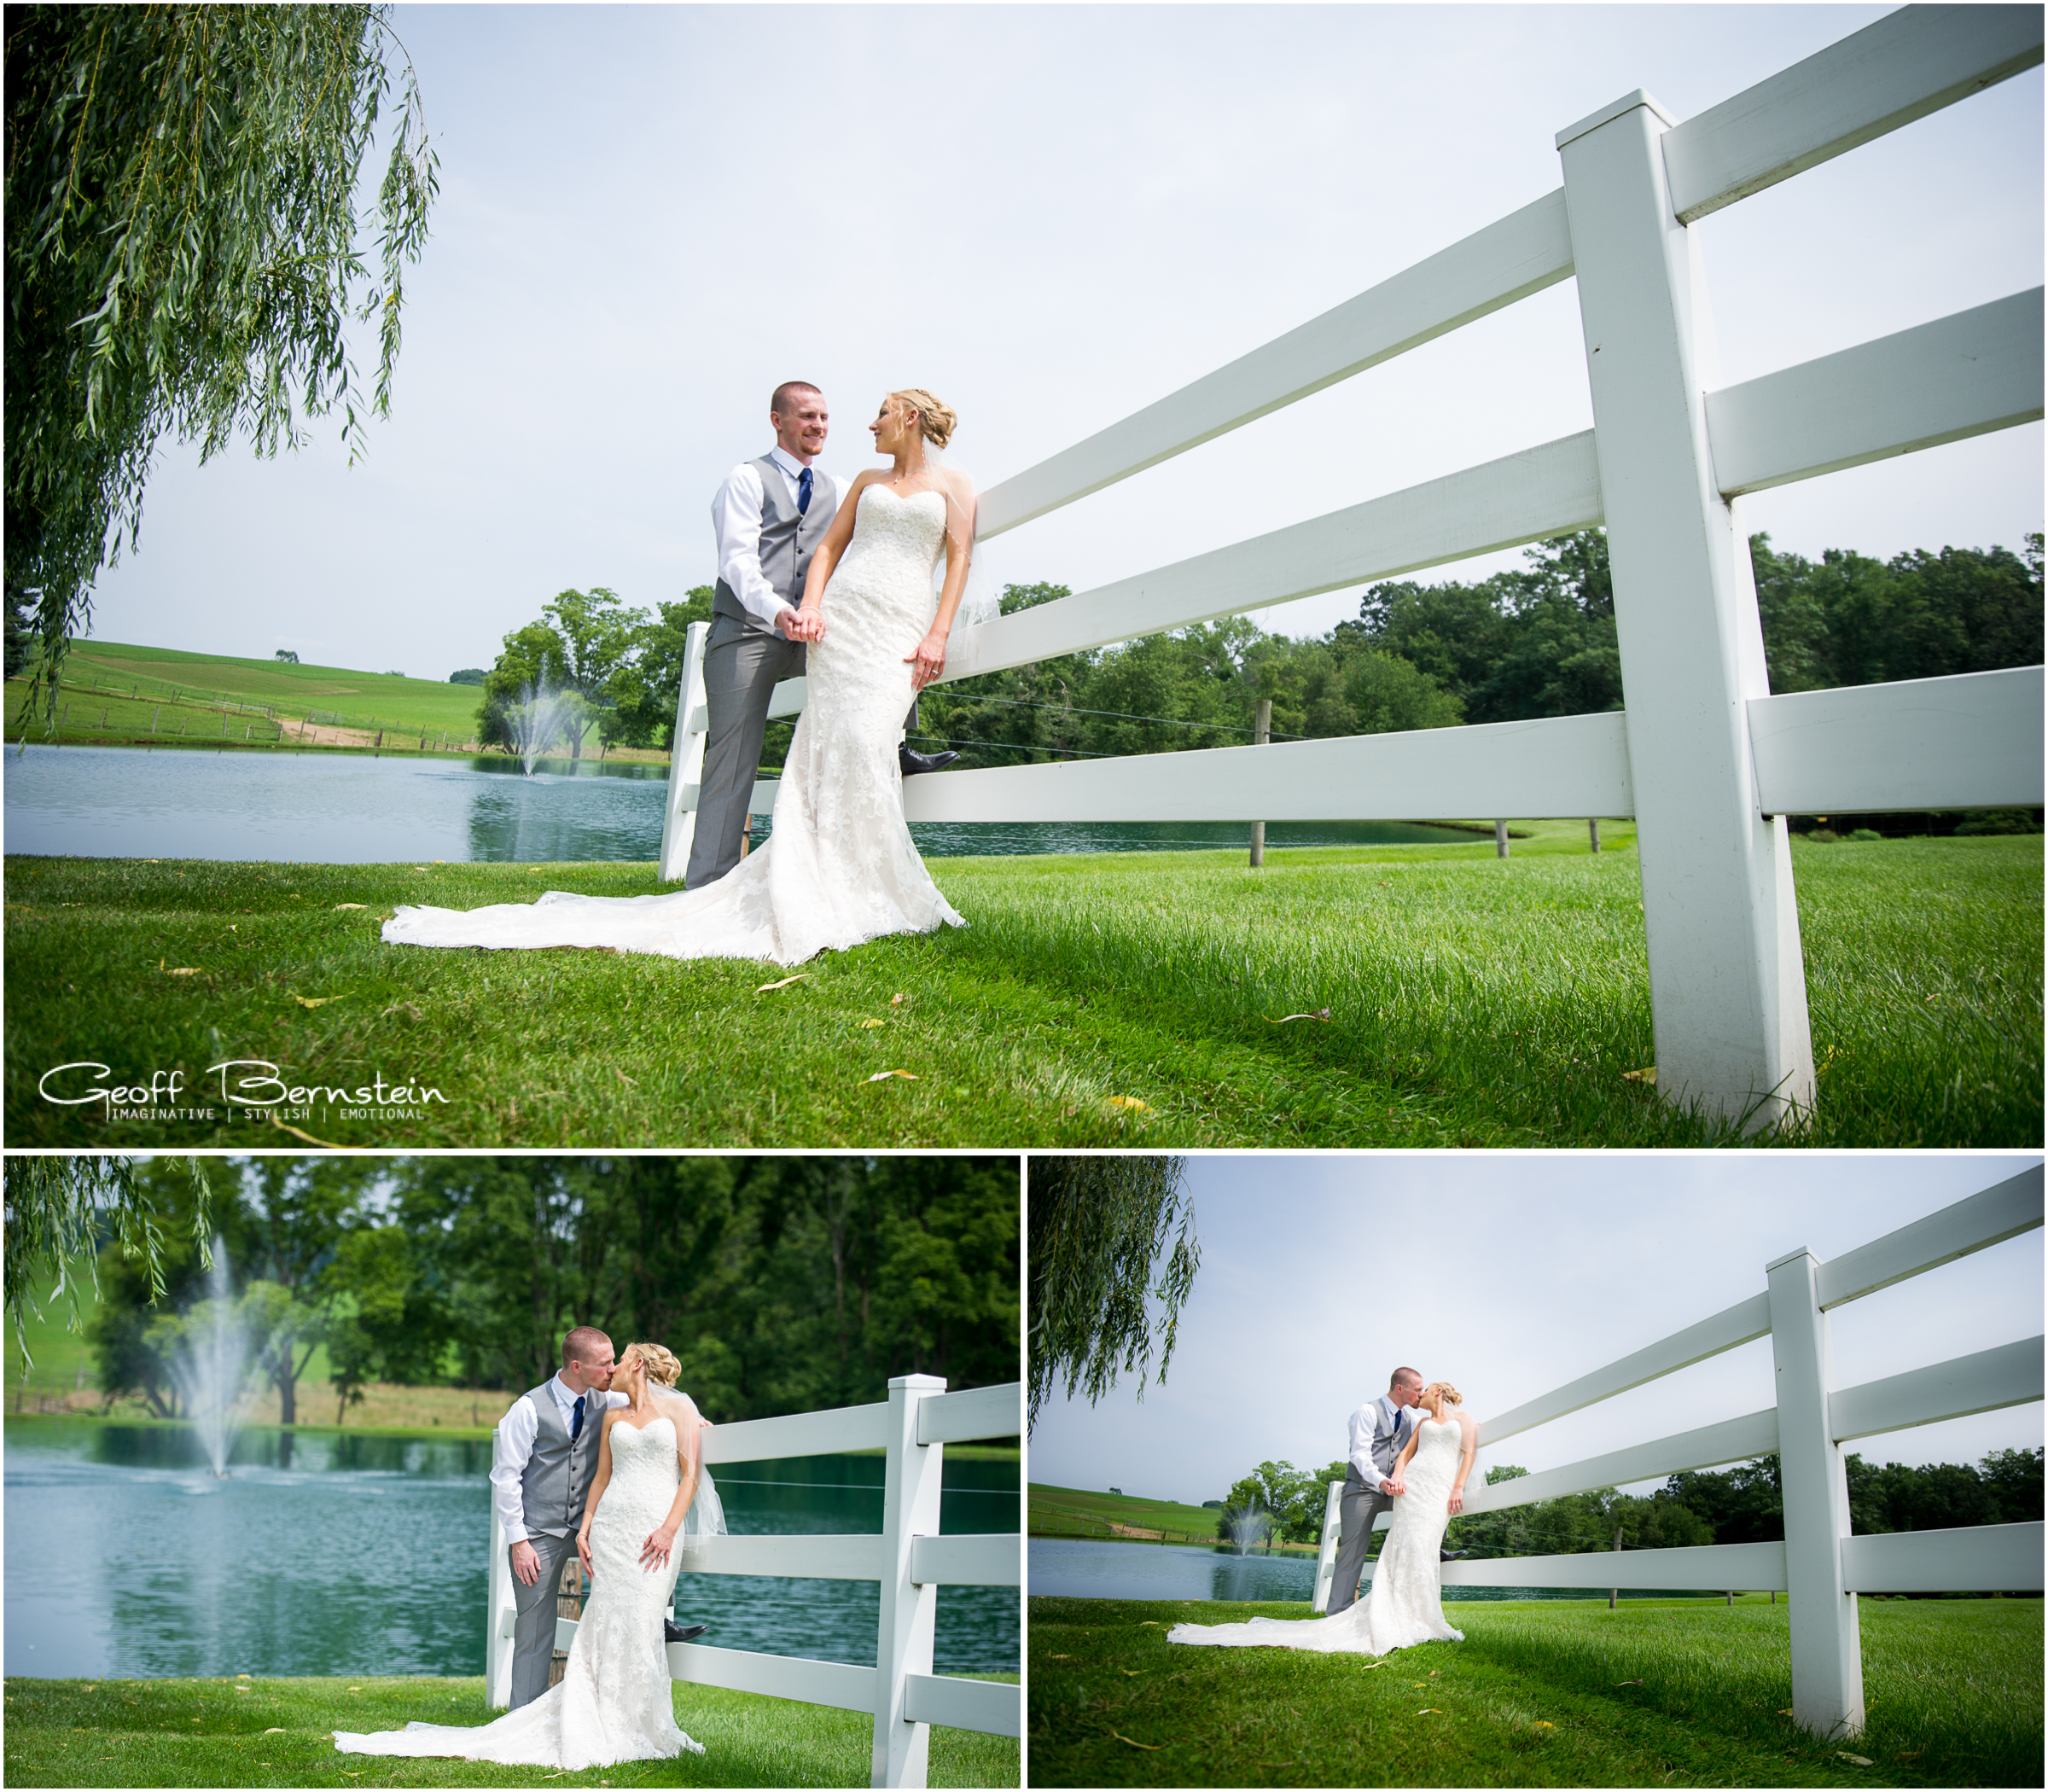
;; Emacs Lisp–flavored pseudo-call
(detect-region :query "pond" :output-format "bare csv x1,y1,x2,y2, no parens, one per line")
4,1420,1018,1680
1027,1539,1708,1603
3,744,1475,862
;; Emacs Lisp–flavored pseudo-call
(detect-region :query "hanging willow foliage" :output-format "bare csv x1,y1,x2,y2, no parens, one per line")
1027,1155,1198,1434
4,3,438,698
3,1155,213,1373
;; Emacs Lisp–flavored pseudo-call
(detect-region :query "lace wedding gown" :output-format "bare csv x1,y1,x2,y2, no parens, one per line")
334,1415,705,1769
381,485,967,964
1168,1418,1468,1656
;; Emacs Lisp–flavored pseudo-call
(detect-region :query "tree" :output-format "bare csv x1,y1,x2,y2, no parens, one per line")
604,590,714,751
1027,1155,1198,1434
4,5,436,696
4,1155,212,1372
449,667,486,686
273,649,300,664
236,1158,379,1423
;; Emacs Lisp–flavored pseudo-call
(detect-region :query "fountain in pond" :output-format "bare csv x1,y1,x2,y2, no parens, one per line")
1226,1503,1271,1556
162,1241,270,1478
509,680,577,777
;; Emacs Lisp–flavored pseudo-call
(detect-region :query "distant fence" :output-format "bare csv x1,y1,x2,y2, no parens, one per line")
486,1376,1020,1789
1311,1165,2045,1742
660,4,2044,1131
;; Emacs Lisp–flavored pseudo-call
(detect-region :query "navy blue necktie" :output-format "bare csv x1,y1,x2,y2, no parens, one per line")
796,466,813,515
570,1394,585,1442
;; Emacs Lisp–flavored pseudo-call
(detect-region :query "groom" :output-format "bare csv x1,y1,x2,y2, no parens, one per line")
689,381,957,889
1326,1365,1466,1616
490,1326,708,1709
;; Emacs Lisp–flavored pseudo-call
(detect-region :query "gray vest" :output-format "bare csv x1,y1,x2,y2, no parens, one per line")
519,1378,603,1539
713,454,841,634
1344,1399,1414,1492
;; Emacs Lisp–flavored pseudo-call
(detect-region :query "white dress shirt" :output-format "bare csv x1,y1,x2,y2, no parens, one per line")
490,1373,628,1546
1348,1393,1417,1490
711,445,853,631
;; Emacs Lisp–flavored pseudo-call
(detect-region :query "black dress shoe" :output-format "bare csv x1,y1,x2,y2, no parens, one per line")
1440,1549,1470,1562
899,745,959,776
663,1620,708,1644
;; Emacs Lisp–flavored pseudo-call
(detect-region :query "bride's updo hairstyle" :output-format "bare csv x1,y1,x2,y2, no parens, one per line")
620,1341,681,1387
1423,1381,1464,1405
890,388,957,451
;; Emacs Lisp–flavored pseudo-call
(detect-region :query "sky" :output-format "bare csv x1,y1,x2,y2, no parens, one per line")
75,4,2043,680
1027,1155,2046,1506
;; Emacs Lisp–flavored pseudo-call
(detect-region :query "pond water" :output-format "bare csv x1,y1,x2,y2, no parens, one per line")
3,744,1472,862
4,1421,1018,1679
1027,1539,1704,1603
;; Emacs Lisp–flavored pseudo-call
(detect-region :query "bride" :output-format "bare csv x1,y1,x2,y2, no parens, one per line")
1169,1382,1477,1655
333,1343,724,1770
380,389,975,965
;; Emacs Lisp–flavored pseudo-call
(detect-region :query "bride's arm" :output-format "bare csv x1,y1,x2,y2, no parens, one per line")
1448,1414,1479,1515
906,467,976,692
637,1420,704,1573
575,1412,618,1575
1390,1426,1422,1484
794,472,878,638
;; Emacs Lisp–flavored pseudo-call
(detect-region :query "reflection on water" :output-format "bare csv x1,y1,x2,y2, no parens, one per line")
6,744,1475,862
4,1421,1017,1679
1028,1539,1705,1603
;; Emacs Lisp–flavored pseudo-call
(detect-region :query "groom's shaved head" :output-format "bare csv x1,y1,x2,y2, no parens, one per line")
562,1325,611,1369
1390,1366,1422,1391
771,381,823,415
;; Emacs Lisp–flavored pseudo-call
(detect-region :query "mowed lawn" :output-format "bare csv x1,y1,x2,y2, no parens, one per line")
1029,1484,1236,1543
1027,1595,2042,1788
2,1673,1018,1789
3,831,2037,1146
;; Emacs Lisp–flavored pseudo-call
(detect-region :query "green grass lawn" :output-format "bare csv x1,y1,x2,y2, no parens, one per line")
1027,1595,2041,1788
2,1673,1018,1789
4,833,2036,1146
1028,1483,1293,1549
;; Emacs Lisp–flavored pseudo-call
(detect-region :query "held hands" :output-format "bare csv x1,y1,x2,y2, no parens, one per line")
640,1522,679,1572
1381,1476,1405,1498
905,631,947,692
510,1539,542,1586
780,606,824,643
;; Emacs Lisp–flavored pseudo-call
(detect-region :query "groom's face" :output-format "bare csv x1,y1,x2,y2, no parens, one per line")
1393,1375,1423,1408
772,390,829,463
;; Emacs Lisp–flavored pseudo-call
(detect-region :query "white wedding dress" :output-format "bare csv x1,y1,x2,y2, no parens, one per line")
334,1415,706,1769
381,485,967,964
1169,1418,1468,1656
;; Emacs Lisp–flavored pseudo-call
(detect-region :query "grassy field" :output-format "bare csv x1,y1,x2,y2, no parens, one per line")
1026,1483,1315,1551
3,832,2036,1146
2,1673,1019,1789
1027,1594,2041,1788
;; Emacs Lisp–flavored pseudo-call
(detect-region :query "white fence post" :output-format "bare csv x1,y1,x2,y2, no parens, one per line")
656,620,712,883
874,1374,946,1789
1766,1246,1865,1739
485,1426,515,1709
1557,94,1815,1131
1311,1481,1343,1614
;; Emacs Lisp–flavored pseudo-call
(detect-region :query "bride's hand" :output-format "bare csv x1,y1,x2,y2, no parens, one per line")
640,1522,679,1571
576,1529,593,1576
1447,1489,1464,1515
905,631,947,691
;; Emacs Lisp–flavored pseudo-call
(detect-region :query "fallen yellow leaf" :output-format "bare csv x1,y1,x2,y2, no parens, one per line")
1837,1754,1874,1767
864,1070,917,1083
755,973,811,992
1110,1731,1161,1750
1416,1708,1442,1715
890,992,906,1005
1621,1066,1657,1084
263,1727,286,1734
614,1069,637,1086
167,967,202,975
292,993,347,1008
1104,1096,1149,1110
1264,1008,1332,1023
860,1018,886,1028
334,903,367,911
1533,1721,1555,1730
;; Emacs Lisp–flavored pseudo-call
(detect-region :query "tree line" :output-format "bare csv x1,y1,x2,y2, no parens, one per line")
468,529,2040,810
85,1155,1017,1428
1212,1447,2042,1556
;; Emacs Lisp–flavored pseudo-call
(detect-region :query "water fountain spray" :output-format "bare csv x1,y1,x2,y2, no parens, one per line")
164,1240,268,1478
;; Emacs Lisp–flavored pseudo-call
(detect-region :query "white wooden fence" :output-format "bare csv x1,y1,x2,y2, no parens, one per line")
659,4,2045,1131
484,1375,1021,1789
1308,1163,2045,1742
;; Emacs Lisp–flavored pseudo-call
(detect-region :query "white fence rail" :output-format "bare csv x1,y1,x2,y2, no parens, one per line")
485,1376,1020,1789
658,3,2043,1131
1309,1164,2044,1742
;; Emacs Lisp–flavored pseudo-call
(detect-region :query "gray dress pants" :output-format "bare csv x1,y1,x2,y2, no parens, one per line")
508,1531,580,1710
1326,1480,1395,1615
686,622,806,890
